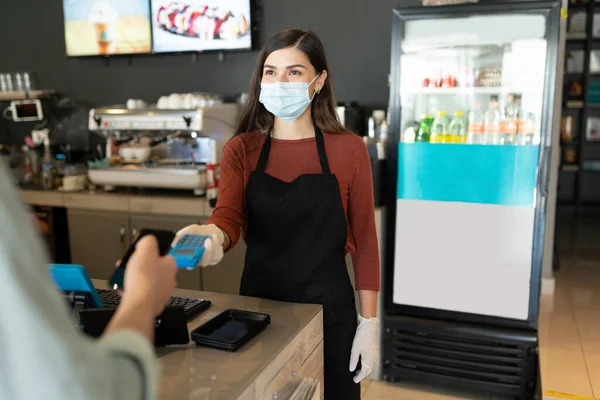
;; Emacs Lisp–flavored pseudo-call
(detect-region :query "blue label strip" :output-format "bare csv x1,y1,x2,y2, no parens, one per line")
397,143,540,207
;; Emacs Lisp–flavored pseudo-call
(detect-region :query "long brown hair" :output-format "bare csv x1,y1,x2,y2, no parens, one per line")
234,29,345,136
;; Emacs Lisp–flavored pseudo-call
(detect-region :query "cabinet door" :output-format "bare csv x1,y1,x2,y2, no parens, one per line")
129,214,204,291
67,209,129,280
202,239,246,295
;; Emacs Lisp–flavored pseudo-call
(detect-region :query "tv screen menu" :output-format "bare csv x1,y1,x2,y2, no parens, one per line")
63,0,152,56
151,0,252,53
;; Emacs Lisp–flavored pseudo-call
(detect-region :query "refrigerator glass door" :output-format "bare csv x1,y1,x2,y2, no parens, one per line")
393,13,548,320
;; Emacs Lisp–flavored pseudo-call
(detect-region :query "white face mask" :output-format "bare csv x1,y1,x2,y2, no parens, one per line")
259,73,320,122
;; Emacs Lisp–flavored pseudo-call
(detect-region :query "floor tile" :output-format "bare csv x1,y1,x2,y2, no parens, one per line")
539,291,574,317
363,380,508,400
584,352,600,399
573,310,600,354
539,347,594,398
538,312,583,351
569,286,600,311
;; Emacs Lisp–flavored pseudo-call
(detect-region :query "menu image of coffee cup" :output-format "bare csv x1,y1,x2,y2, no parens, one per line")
63,0,151,56
89,1,118,55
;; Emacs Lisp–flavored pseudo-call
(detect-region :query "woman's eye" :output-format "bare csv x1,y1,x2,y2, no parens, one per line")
289,70,301,76
264,70,275,76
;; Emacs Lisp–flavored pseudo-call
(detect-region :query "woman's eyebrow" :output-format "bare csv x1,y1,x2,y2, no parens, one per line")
286,64,307,69
263,64,307,69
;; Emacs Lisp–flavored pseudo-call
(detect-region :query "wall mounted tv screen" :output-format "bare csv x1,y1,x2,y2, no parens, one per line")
151,0,252,53
63,0,152,56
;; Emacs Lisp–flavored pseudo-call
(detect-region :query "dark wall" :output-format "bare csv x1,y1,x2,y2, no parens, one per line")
0,0,424,108
0,0,538,148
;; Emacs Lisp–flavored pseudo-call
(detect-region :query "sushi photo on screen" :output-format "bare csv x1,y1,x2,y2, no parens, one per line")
151,0,252,53
63,0,152,56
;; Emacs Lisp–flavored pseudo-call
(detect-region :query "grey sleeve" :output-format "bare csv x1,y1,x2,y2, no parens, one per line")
98,331,159,400
0,166,158,400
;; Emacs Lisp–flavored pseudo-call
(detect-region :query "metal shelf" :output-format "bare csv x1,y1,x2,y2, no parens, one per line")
561,165,580,172
0,90,56,101
565,100,585,108
557,0,600,209
404,86,530,95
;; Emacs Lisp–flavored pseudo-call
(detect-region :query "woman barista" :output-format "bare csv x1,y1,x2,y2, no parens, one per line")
178,29,380,399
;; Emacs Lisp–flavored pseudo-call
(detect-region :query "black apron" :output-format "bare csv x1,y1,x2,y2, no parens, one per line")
240,124,361,399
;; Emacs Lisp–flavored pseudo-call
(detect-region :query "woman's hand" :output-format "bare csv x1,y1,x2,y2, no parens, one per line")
174,224,225,267
349,315,379,383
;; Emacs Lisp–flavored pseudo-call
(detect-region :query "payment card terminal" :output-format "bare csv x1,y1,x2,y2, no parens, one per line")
169,234,209,270
109,230,210,291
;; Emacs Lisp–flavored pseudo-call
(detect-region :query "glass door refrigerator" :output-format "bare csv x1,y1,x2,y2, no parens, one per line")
383,1,561,399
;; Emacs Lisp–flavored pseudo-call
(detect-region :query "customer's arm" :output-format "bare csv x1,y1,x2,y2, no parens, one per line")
0,166,175,400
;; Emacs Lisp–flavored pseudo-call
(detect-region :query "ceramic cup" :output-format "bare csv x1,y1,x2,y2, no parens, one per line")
63,175,85,191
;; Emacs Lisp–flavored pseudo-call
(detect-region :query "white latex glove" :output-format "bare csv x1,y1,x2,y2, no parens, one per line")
174,224,224,267
349,315,379,383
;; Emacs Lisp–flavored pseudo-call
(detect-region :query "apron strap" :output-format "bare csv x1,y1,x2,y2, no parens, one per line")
314,122,331,175
255,123,332,175
256,133,271,173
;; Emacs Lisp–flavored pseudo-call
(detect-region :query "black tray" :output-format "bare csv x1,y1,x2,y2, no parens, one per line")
191,309,271,352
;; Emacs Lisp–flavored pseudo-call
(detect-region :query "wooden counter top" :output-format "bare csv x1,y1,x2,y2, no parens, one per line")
21,189,210,217
92,280,324,400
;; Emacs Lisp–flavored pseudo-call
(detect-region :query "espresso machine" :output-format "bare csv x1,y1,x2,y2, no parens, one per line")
87,102,239,198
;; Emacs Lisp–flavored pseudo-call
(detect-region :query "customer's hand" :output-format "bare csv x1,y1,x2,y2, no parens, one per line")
174,224,225,267
122,235,177,316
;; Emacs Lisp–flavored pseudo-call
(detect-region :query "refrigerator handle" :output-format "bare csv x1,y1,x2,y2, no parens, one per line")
539,146,551,198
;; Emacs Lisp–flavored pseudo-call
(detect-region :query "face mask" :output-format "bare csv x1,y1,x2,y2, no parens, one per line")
259,73,320,122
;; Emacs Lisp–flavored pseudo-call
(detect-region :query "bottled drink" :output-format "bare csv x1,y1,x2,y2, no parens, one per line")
377,120,388,159
364,117,376,144
364,117,378,158
430,111,449,143
448,111,466,143
415,114,434,142
43,137,52,163
372,110,386,128
484,96,501,145
41,162,55,190
402,126,416,143
467,102,484,144
22,146,33,184
519,111,536,145
501,94,519,145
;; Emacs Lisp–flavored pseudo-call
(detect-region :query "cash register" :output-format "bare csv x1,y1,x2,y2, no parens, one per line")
49,263,211,347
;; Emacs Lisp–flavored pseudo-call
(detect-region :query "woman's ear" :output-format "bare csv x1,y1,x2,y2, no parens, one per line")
316,70,328,93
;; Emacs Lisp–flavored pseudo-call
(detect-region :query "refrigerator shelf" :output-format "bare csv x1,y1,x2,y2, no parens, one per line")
403,86,533,95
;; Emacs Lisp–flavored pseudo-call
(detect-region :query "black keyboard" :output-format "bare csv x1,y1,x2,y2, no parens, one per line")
97,289,211,321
